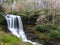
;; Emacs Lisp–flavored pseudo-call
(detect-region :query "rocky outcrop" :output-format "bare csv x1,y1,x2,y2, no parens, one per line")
36,15,48,24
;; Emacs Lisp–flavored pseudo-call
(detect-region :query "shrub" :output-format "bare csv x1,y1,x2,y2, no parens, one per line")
36,24,58,33
36,25,50,33
44,24,58,30
49,30,60,38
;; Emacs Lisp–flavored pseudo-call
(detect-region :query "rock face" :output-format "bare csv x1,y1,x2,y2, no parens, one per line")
0,14,7,26
22,15,38,25
36,15,47,24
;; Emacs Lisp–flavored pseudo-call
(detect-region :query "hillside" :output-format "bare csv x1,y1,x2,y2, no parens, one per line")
0,0,60,45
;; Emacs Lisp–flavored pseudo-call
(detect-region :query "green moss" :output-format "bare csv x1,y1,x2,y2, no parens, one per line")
0,35,21,43
49,30,60,38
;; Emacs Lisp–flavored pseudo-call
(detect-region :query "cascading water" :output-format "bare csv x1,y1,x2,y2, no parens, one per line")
5,14,42,45
5,14,28,41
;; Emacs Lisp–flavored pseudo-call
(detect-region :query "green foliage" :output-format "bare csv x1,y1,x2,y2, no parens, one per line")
56,15,60,19
36,25,50,33
43,9,49,15
36,24,58,33
0,29,32,45
6,0,18,4
36,23,60,38
8,9,42,20
0,35,21,43
9,10,18,15
49,30,60,38
20,10,35,19
0,5,5,13
9,10,34,19
0,13,4,21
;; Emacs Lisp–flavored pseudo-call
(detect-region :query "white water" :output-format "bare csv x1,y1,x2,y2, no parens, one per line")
5,14,42,45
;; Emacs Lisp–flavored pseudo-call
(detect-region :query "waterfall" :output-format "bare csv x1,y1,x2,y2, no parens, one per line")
5,14,42,45
5,14,27,41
